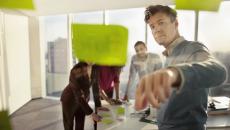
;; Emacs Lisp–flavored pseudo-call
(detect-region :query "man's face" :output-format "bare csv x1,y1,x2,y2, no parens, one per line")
148,12,178,48
135,44,147,57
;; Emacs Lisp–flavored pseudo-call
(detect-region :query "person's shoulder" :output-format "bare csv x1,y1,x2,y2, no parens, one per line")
183,40,209,52
148,52,161,58
131,54,138,60
148,52,159,56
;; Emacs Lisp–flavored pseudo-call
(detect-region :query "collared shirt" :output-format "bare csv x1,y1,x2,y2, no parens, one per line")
162,37,185,57
125,53,163,95
130,53,162,79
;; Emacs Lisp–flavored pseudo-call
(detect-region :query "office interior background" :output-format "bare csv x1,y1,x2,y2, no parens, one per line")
0,0,230,116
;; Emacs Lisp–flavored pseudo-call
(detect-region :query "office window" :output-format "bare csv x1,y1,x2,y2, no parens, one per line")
41,15,68,97
198,1,230,97
73,11,103,24
106,8,145,99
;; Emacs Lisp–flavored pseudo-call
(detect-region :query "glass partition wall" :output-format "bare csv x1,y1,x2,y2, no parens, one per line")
40,2,230,99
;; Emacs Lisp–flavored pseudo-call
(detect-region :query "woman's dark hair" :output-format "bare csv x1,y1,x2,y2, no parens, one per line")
69,62,88,84
73,62,88,70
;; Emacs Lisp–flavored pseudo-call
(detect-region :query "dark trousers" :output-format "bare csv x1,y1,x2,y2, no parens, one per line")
62,102,86,130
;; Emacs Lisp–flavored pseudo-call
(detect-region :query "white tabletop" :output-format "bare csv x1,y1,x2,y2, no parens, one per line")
86,100,230,130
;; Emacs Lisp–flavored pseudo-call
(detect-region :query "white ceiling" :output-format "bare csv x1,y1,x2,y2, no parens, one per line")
19,0,173,16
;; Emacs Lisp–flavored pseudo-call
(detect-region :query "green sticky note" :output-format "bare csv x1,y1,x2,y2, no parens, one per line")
176,0,221,11
0,110,12,130
0,0,34,10
116,107,125,115
72,24,128,66
101,113,111,118
102,118,114,125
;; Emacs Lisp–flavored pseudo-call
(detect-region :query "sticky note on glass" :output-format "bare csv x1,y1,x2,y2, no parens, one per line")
72,24,128,66
0,110,12,130
0,0,34,10
116,107,125,115
176,0,221,11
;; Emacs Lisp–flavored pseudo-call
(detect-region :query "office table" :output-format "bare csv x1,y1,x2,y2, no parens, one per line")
87,101,230,130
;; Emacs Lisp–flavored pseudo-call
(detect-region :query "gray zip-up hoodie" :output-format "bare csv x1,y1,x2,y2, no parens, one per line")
157,37,227,130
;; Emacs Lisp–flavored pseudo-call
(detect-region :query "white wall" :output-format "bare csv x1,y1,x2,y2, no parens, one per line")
0,11,4,110
0,11,9,111
4,13,31,114
28,17,43,98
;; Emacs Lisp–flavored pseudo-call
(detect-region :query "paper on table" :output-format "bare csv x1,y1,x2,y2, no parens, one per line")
102,118,114,125
101,113,111,118
116,107,125,115
141,124,158,130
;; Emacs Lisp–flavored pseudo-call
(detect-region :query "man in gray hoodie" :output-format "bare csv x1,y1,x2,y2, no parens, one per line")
135,5,227,130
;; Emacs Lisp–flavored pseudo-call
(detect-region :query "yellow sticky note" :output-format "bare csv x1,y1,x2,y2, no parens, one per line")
72,24,128,66
102,118,114,125
0,0,34,10
116,107,125,115
176,0,221,11
101,113,111,118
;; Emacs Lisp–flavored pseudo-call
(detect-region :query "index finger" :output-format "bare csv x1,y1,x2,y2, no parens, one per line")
135,78,148,110
145,75,160,108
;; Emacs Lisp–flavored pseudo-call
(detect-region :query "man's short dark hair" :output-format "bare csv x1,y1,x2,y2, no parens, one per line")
144,5,177,23
134,41,146,48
